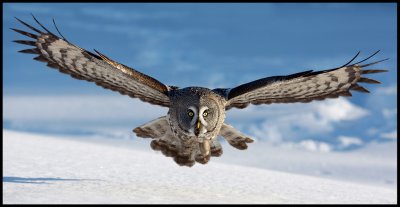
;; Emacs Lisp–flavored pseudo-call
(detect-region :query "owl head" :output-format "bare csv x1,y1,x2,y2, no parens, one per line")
168,87,226,140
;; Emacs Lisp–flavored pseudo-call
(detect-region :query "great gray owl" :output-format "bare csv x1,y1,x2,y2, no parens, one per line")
13,16,388,167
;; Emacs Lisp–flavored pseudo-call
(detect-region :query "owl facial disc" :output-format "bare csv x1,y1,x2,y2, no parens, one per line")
187,106,209,138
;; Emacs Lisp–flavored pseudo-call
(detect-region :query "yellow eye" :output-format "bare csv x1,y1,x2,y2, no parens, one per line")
203,111,208,117
188,110,194,117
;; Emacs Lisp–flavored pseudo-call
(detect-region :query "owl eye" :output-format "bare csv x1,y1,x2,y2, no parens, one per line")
203,110,209,117
187,110,194,117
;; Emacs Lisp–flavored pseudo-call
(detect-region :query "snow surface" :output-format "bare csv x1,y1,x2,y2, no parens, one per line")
3,130,397,204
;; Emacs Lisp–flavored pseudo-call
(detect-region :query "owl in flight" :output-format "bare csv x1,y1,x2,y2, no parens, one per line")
13,16,388,167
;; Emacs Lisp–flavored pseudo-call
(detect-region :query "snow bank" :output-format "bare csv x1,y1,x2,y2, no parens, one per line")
3,130,396,204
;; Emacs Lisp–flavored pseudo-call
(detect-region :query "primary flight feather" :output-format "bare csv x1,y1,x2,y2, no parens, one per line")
13,16,388,167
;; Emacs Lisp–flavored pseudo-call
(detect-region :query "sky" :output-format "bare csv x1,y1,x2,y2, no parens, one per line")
3,3,397,152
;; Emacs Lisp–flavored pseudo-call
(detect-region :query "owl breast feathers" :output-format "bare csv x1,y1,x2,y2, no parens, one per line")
13,15,388,167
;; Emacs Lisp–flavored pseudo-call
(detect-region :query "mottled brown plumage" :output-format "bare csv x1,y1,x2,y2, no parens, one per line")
13,16,171,107
13,16,388,167
214,54,388,110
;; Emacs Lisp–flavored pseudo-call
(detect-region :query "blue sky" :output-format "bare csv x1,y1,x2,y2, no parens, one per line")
3,3,397,151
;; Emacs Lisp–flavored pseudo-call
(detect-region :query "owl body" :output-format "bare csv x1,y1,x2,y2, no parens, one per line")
13,16,388,167
145,87,228,166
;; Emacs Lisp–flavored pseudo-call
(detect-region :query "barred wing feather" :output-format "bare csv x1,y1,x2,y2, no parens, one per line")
214,51,388,110
12,16,172,107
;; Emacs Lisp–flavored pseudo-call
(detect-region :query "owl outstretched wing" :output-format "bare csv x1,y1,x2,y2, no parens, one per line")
12,16,173,107
214,51,388,110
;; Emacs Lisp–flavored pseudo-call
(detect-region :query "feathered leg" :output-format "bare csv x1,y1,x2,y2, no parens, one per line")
133,117,223,167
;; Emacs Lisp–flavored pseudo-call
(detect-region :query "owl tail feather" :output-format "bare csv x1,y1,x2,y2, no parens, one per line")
219,123,254,150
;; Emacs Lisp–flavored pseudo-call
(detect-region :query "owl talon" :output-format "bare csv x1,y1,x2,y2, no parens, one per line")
150,140,161,151
211,148,223,157
174,156,195,167
195,154,211,164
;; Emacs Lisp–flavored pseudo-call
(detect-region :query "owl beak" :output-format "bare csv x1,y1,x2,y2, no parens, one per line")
194,119,201,136
196,120,201,129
